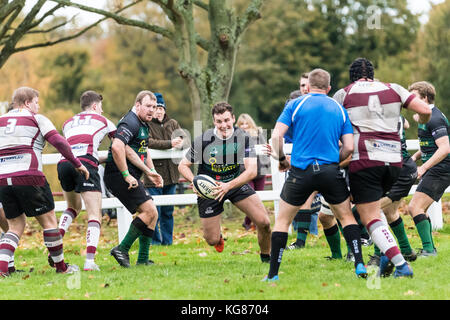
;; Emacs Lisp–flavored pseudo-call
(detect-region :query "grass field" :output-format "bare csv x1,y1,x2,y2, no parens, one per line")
1,200,449,301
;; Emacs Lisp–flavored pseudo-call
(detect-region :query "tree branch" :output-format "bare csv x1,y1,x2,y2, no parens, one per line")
50,0,174,40
237,0,264,37
193,0,209,11
14,1,141,53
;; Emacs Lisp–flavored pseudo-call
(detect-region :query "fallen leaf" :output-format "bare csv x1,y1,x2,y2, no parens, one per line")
322,282,328,287
160,252,167,256
84,292,90,298
334,283,341,287
404,290,415,296
224,279,230,283
22,274,30,280
100,283,110,288
198,252,207,257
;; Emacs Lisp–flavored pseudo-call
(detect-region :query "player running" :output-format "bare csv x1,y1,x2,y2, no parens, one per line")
333,58,431,278
55,91,117,271
178,102,271,262
0,87,89,277
408,81,450,257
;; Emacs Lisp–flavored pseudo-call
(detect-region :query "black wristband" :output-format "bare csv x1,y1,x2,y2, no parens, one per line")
279,155,286,162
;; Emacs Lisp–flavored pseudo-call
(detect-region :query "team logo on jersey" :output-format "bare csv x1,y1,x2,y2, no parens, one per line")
210,147,218,158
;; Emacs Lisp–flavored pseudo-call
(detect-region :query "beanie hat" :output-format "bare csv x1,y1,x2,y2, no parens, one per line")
154,92,166,109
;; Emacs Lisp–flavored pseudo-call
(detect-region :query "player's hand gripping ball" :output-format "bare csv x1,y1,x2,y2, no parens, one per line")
192,174,218,199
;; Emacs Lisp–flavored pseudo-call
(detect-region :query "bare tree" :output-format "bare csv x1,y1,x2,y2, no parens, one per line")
0,0,138,70
50,0,266,123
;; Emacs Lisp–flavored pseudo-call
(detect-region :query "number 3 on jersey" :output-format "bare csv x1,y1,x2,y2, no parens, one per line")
5,119,17,134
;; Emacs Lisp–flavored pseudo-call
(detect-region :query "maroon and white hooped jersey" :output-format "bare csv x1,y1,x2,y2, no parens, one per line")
333,80,415,173
0,108,57,180
61,111,116,164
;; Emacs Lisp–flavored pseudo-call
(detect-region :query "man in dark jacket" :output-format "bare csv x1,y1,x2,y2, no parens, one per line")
144,93,186,245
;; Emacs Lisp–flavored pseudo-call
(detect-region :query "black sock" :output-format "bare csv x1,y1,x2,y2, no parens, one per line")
342,224,364,267
268,232,288,278
260,253,270,263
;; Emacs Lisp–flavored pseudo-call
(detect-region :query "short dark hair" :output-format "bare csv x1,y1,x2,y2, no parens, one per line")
349,58,374,82
408,81,435,104
289,90,302,100
300,72,309,79
80,90,103,110
211,101,233,117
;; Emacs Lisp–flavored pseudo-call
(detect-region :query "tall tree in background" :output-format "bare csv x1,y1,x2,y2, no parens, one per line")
415,0,450,115
231,0,420,128
51,0,267,124
0,0,135,69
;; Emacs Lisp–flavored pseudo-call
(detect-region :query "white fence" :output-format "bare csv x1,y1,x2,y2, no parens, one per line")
45,139,445,242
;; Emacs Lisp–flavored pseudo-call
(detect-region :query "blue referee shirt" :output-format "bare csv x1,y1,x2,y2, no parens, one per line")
277,93,353,169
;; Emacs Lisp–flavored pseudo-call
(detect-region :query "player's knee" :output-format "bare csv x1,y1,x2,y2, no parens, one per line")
255,218,271,233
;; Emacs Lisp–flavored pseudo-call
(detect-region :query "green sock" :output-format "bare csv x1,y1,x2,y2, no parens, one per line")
294,210,311,245
137,235,152,263
119,219,144,252
413,214,434,252
374,244,381,256
427,217,435,249
390,217,412,255
324,224,342,259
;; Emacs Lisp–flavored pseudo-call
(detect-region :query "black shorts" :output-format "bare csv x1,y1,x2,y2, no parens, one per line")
197,183,256,218
280,163,349,207
416,166,450,202
0,181,55,219
103,172,152,214
57,160,101,193
386,158,418,202
349,166,401,204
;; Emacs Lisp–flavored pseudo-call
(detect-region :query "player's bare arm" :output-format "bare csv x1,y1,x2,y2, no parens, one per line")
271,122,290,171
417,135,450,179
407,98,432,124
111,138,138,189
339,133,354,163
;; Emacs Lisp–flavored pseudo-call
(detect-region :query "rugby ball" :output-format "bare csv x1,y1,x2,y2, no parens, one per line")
193,174,218,199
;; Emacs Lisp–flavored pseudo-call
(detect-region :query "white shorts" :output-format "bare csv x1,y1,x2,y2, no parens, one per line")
320,196,333,216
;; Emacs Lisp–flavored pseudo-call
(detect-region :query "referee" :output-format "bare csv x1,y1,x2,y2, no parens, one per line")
264,69,367,281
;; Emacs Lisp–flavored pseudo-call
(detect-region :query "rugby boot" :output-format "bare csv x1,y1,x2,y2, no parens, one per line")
378,254,395,277
393,262,413,278
355,263,368,278
214,235,225,253
261,275,279,282
110,246,131,268
417,248,437,257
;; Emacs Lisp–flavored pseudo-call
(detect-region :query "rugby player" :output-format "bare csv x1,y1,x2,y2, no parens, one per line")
178,102,272,262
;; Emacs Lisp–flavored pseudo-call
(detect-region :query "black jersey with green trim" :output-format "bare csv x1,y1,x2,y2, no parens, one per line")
105,110,149,178
418,105,450,171
400,116,410,161
186,127,255,182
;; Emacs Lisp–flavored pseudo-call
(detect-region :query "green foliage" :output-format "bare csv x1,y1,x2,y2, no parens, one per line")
231,0,420,129
42,48,90,112
98,23,193,130
415,1,450,116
